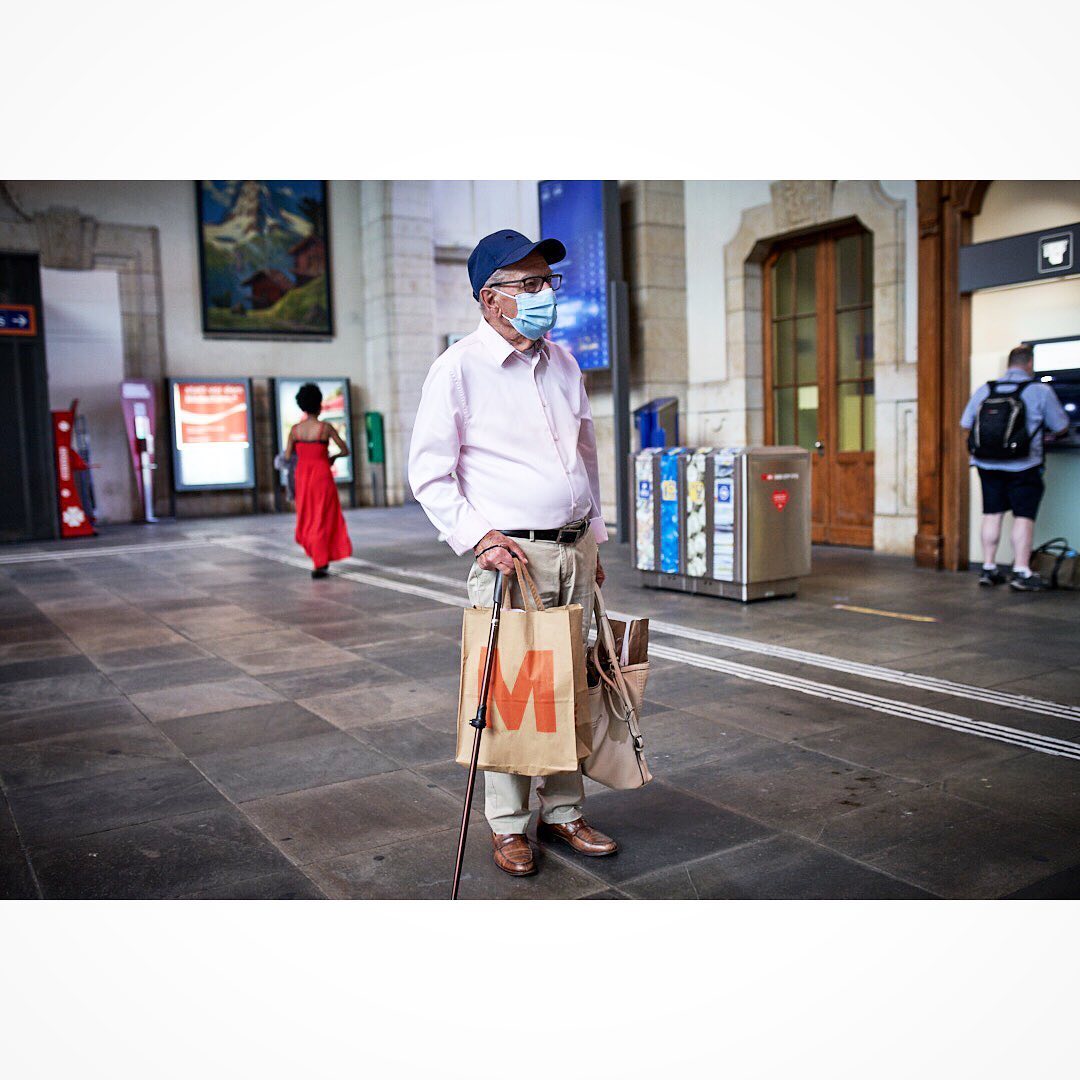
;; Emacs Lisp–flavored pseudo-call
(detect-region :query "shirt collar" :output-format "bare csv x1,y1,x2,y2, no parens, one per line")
1003,367,1033,380
475,316,548,367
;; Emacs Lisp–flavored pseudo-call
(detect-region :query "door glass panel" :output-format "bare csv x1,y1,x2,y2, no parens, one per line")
860,309,874,372
837,381,862,451
773,251,793,316
775,387,795,445
863,383,875,451
795,246,815,313
797,386,819,452
837,310,861,379
837,234,860,308
774,321,793,385
796,316,817,384
861,233,873,302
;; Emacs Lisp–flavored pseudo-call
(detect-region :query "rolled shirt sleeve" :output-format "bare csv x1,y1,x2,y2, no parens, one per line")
577,376,609,543
1043,386,1070,435
408,361,492,555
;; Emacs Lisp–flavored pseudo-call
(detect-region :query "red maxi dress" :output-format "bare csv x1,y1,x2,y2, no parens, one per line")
293,432,352,568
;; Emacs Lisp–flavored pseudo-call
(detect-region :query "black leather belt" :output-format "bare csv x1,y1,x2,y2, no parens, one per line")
503,519,590,544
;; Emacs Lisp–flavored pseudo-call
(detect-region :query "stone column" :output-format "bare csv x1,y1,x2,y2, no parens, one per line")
620,180,689,404
359,181,437,506
580,181,688,522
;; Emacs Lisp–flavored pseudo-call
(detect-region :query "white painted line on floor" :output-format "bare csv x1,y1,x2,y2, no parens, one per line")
0,539,210,564
631,613,1080,724
215,537,1080,763
11,533,1079,731
649,642,1080,762
267,544,1080,726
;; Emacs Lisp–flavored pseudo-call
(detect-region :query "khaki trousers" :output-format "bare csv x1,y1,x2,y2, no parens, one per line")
466,530,597,835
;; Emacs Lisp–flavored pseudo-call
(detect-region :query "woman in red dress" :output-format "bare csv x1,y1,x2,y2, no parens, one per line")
285,383,352,578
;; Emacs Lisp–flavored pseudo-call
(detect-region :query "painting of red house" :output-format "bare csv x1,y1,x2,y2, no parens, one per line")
242,269,293,310
196,181,334,336
290,235,326,285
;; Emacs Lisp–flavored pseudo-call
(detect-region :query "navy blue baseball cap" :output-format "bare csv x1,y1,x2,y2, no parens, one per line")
467,230,566,300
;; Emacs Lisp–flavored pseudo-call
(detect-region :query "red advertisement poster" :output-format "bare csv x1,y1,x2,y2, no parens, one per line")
175,382,250,446
52,408,95,538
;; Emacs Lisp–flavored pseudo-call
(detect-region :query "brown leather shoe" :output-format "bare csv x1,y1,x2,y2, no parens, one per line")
492,832,536,876
537,817,618,857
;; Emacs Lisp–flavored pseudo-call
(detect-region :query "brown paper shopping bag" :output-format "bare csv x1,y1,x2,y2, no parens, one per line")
457,562,591,777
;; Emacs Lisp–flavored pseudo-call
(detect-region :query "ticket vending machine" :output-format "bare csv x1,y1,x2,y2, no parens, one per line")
632,446,812,602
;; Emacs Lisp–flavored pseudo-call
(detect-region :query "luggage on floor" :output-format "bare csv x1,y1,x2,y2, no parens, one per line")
1031,537,1080,589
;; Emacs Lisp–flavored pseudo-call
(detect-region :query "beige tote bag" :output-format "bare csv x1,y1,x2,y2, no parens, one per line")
582,587,653,789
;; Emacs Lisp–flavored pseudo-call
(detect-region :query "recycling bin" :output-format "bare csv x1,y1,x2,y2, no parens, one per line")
630,446,811,602
633,397,680,450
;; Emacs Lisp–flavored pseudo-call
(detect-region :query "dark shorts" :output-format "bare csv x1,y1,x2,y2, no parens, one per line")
977,465,1045,519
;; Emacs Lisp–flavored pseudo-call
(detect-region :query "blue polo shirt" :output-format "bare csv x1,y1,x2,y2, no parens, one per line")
960,367,1069,472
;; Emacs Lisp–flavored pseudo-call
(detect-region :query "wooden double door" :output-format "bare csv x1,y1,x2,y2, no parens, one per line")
763,227,875,547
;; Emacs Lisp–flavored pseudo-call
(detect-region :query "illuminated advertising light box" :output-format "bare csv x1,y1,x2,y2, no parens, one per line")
538,179,611,371
168,378,255,490
272,377,353,483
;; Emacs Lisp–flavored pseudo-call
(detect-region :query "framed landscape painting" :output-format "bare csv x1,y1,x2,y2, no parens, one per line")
195,180,334,337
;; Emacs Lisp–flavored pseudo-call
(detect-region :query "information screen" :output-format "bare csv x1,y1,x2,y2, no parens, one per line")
1032,336,1080,375
273,377,353,483
169,378,255,490
538,180,610,371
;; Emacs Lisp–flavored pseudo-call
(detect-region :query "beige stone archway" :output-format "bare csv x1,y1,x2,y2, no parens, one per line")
0,186,168,515
720,180,914,554
0,191,166,380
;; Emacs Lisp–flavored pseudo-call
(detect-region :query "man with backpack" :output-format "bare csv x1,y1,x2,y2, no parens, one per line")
961,343,1070,591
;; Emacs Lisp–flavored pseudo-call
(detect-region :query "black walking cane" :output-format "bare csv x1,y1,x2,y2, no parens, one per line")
451,567,507,900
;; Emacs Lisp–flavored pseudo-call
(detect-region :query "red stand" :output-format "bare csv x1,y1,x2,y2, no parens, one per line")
52,403,96,538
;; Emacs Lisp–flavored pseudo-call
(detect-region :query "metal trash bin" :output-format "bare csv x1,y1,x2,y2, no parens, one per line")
631,445,811,602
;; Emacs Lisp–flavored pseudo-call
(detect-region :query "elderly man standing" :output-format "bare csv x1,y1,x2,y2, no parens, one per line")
408,229,618,878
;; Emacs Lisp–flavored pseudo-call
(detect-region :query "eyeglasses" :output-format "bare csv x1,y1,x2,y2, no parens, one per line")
488,273,563,294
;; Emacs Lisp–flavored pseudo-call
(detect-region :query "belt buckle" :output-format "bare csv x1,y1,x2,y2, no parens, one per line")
558,520,584,544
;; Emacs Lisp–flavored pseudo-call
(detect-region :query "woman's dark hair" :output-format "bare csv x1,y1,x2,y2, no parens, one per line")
296,382,323,415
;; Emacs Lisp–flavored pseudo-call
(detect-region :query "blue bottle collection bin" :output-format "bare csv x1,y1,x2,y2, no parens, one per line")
633,398,679,450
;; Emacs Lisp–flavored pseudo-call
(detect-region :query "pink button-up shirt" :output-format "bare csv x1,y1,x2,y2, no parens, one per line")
408,317,608,556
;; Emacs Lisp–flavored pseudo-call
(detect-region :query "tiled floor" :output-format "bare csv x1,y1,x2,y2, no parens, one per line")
1,506,1078,900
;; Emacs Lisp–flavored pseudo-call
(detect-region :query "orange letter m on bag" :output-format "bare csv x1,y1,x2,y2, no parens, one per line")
479,648,557,733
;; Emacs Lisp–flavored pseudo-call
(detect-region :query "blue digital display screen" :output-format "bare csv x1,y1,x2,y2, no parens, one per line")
538,180,610,371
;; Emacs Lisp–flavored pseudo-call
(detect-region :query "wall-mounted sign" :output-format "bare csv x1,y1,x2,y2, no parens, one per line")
538,180,612,371
1038,232,1073,276
168,378,255,491
272,377,353,484
959,222,1080,293
0,303,37,336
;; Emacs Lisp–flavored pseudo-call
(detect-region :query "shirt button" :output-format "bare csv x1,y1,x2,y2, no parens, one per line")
553,433,560,441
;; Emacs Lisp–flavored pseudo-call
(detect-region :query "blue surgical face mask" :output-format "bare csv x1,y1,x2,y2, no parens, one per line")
494,286,557,340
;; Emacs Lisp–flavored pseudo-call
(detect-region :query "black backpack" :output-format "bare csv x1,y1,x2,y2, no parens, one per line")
967,380,1038,460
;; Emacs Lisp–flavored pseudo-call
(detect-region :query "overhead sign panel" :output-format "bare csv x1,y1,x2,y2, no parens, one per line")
168,378,255,490
538,180,611,371
959,222,1079,293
